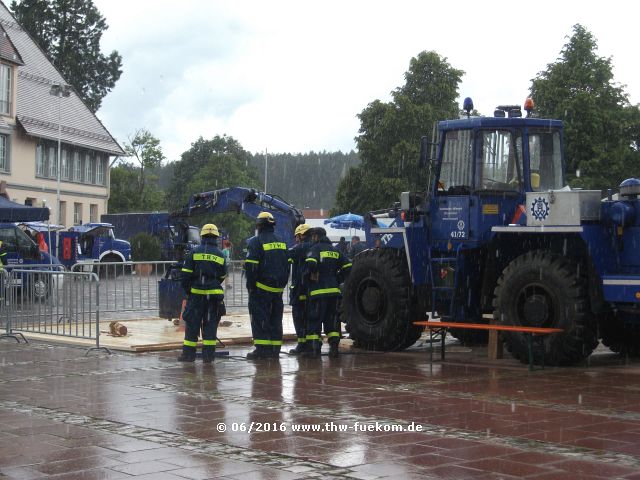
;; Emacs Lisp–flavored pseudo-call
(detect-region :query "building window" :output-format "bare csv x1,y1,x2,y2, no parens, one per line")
96,156,105,185
0,134,8,172
47,145,57,178
73,151,81,182
90,204,98,222
24,197,36,206
73,202,82,225
36,143,45,176
85,153,94,184
61,148,70,180
59,200,66,225
0,64,11,115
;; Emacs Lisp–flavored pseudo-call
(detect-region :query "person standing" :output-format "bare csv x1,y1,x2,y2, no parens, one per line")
348,235,367,259
0,240,6,303
178,224,227,363
244,212,289,359
336,237,349,257
304,227,352,358
288,223,312,355
0,240,7,268
221,239,233,290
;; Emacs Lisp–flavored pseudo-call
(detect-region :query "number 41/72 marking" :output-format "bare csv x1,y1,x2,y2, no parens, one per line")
450,231,465,238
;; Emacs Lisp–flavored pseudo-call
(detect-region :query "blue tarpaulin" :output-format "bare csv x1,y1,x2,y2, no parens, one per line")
0,196,49,222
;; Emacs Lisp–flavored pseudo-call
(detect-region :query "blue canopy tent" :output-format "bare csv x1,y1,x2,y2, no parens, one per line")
0,196,49,222
323,212,364,230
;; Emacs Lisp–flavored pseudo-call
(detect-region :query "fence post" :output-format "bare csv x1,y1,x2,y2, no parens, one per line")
0,270,28,344
85,271,110,356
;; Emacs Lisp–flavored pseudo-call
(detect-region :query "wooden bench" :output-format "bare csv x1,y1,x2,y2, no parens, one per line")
412,321,563,371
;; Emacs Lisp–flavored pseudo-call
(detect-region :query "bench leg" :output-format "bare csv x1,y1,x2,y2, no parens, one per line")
527,333,533,372
429,329,434,363
441,328,447,361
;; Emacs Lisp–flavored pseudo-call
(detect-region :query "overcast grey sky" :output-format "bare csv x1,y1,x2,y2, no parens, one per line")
93,0,640,162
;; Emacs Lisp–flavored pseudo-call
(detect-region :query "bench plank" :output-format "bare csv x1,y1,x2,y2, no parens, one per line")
413,321,563,335
414,321,563,371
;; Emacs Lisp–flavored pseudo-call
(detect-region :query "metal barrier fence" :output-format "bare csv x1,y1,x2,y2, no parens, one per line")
0,267,108,354
71,261,174,318
70,260,290,318
0,260,292,347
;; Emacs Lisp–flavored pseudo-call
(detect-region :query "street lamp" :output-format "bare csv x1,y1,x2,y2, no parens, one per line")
49,83,71,225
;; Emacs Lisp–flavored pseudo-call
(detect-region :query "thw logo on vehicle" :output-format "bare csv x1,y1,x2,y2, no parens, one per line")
531,197,550,221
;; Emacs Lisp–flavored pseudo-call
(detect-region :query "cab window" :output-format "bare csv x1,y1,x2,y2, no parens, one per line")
0,226,17,251
439,129,473,193
479,130,523,192
529,129,564,191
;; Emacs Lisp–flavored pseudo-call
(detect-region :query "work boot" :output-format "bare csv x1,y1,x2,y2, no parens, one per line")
246,347,266,360
288,342,307,355
328,341,339,358
302,340,322,358
202,348,215,363
177,354,195,362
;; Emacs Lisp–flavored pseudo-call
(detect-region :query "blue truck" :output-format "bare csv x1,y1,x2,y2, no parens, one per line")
101,212,201,261
0,222,63,300
20,221,132,270
342,98,640,365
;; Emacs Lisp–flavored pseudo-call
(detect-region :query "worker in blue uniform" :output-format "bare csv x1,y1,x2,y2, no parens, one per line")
304,227,352,358
179,223,227,363
288,223,312,355
245,212,290,359
0,240,7,268
0,240,5,304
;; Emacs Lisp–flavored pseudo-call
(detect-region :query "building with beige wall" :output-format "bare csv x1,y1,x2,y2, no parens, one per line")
0,2,123,228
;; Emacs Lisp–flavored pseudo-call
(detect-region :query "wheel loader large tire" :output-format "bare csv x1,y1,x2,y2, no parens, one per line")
342,249,423,351
600,313,640,357
493,250,597,366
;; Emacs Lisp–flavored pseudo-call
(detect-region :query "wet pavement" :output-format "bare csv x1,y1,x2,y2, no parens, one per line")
1,339,640,479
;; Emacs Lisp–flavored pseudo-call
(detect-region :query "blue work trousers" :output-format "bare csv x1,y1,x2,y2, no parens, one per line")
291,300,307,344
306,296,340,347
248,289,284,354
182,294,221,360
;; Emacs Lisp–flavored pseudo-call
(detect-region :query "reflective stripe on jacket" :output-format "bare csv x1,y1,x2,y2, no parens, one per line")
305,236,351,297
180,238,227,297
245,227,289,293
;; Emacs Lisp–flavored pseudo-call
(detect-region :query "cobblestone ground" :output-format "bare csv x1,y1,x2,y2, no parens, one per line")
1,339,640,479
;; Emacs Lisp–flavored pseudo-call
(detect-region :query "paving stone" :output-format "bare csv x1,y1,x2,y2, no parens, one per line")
1,340,640,480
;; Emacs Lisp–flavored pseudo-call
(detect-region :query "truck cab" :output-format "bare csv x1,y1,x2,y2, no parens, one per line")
0,222,63,301
61,222,131,268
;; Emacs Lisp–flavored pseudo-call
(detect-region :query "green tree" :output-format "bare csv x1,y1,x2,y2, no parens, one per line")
11,0,122,112
167,135,256,207
124,129,165,210
167,135,260,251
334,51,463,214
108,163,139,213
530,24,640,189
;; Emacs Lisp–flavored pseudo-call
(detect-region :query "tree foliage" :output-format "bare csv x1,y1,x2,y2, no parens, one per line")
247,151,359,211
108,163,139,213
334,51,463,214
166,135,261,251
530,24,640,189
109,130,165,213
11,0,122,112
123,128,165,210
